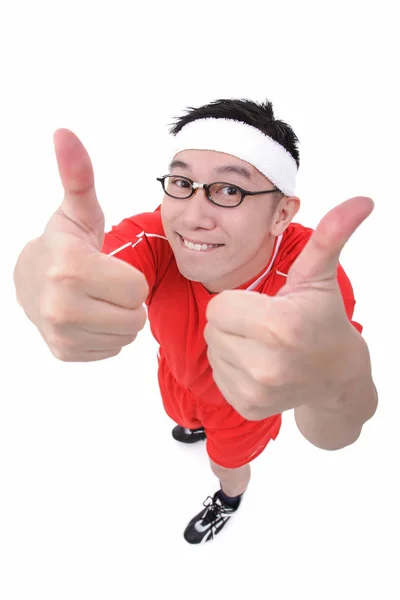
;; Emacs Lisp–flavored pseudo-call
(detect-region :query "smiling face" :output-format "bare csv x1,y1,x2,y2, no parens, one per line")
160,149,300,293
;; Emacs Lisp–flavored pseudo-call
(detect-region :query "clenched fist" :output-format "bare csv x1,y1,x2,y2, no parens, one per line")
13,129,148,362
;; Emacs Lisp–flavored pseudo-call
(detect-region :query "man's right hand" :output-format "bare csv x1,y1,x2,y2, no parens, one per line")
13,129,149,362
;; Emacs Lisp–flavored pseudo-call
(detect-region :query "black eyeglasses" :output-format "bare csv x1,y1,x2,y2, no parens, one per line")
157,175,280,208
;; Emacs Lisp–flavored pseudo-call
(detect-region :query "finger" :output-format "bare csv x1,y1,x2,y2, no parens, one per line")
43,276,148,334
53,128,105,247
209,352,243,407
206,290,290,340
46,324,138,350
50,347,123,362
53,299,147,336
83,253,150,308
209,353,267,419
204,322,268,376
211,353,302,420
288,196,374,285
47,245,149,309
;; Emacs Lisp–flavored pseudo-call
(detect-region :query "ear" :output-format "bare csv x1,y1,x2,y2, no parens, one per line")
270,196,301,237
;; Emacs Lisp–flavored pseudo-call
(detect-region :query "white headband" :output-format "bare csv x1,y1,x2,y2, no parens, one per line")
169,118,297,196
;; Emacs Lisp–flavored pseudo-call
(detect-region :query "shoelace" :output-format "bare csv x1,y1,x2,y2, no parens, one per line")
200,496,225,526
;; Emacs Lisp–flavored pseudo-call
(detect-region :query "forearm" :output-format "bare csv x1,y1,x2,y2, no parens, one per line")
13,237,42,307
294,331,378,450
294,375,378,450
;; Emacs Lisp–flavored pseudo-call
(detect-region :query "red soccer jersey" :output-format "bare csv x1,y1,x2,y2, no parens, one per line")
101,205,362,409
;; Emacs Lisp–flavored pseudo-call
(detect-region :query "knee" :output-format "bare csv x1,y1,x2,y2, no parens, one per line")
210,459,230,478
209,458,249,478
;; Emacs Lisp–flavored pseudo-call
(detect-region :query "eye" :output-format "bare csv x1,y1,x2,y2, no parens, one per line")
216,184,240,196
170,177,191,189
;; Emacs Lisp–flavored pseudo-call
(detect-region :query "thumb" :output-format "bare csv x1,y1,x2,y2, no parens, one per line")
53,128,105,248
286,196,374,287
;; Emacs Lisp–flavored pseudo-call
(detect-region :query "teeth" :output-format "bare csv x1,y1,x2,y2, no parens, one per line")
182,237,219,251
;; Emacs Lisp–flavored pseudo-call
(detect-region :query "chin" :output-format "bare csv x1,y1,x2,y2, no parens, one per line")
174,258,210,281
176,264,207,283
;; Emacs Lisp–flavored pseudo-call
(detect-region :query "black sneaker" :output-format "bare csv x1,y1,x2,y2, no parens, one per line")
172,425,206,444
183,491,242,544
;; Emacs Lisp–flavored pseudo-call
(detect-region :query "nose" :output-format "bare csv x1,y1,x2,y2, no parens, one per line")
180,184,215,228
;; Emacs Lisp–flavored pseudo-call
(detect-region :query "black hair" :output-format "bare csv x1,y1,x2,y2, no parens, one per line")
169,98,300,168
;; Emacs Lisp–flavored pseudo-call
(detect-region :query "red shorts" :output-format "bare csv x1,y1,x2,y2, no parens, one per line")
157,357,282,469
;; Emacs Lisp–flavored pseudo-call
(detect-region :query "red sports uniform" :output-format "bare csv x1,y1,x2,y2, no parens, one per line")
101,206,362,468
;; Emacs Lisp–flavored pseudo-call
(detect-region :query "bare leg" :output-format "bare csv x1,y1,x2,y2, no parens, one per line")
210,458,251,497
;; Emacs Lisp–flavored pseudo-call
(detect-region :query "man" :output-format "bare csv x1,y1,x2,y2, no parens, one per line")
13,98,378,545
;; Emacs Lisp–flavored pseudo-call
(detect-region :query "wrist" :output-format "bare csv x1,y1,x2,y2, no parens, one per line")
312,325,372,412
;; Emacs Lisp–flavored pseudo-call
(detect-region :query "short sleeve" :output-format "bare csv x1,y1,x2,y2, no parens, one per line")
100,207,169,306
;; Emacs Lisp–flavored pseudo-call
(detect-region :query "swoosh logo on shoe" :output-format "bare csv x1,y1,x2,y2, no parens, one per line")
183,428,205,435
194,515,229,533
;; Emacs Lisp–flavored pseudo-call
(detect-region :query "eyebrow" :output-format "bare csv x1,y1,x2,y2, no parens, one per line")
168,159,253,182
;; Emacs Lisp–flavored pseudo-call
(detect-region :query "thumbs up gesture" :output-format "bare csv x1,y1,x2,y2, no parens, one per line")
13,129,149,362
204,197,375,421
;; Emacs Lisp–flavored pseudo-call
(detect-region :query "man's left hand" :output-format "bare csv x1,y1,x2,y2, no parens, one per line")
204,196,374,420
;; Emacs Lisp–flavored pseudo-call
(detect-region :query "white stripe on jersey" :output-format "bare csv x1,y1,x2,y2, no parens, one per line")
107,231,168,257
107,230,283,290
246,233,283,290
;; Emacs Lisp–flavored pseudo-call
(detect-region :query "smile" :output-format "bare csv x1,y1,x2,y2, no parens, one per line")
179,235,224,253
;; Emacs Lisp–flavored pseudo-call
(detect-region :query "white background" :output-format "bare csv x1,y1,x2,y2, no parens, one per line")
1,1,399,598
